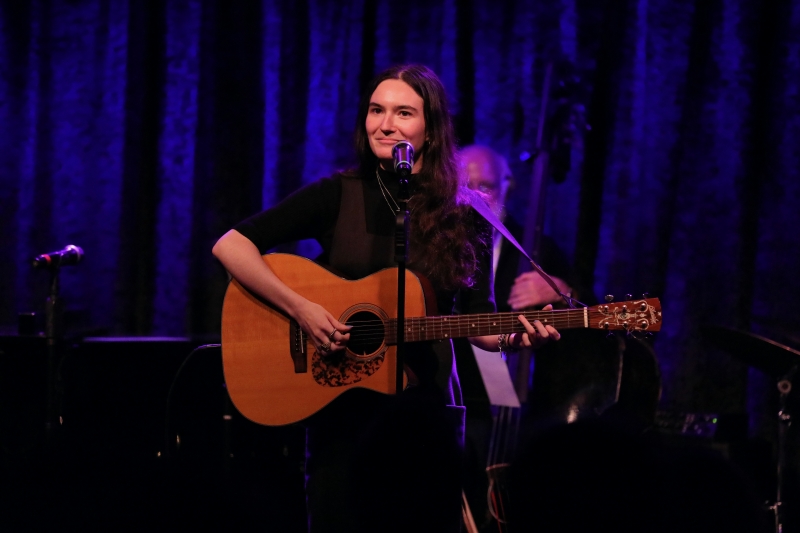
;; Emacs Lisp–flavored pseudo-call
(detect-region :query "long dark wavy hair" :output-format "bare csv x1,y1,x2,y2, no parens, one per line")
352,64,487,290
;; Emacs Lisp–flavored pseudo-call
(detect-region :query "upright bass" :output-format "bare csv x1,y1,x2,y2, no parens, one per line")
484,60,587,531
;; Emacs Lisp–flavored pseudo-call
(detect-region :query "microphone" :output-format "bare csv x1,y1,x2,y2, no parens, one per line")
392,140,414,176
32,244,84,269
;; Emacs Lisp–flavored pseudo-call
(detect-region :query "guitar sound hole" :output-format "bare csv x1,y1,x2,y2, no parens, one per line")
345,310,385,358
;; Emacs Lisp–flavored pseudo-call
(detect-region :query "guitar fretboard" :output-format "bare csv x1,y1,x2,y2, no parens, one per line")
385,308,590,343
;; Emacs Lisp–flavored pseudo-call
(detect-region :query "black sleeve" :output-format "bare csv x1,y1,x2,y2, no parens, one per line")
233,176,341,253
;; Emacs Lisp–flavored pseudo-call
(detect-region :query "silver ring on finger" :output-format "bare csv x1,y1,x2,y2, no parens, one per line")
328,329,338,340
319,341,331,352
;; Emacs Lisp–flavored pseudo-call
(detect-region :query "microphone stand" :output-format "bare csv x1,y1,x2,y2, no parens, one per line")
395,172,410,395
30,245,82,451
44,266,65,445
771,364,796,533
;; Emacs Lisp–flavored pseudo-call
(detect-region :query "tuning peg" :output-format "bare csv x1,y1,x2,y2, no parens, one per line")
626,294,632,301
642,292,649,299
604,295,614,303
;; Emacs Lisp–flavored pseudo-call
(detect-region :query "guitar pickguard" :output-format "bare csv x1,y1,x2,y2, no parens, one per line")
311,349,386,387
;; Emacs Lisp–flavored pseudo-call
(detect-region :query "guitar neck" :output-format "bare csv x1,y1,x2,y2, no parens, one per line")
385,298,662,344
387,308,584,344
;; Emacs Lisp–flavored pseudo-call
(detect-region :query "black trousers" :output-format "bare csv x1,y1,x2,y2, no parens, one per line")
304,387,464,533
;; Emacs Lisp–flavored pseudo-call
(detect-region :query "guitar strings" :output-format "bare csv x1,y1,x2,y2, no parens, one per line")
339,309,591,327
331,310,627,344
324,304,656,344
338,309,597,328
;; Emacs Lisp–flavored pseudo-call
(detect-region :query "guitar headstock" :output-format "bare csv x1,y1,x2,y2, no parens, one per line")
587,297,662,332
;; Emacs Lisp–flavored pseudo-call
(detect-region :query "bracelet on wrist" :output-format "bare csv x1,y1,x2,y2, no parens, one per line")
498,333,517,353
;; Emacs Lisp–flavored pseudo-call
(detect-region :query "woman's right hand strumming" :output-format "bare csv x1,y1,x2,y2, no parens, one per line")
212,229,350,354
291,298,351,354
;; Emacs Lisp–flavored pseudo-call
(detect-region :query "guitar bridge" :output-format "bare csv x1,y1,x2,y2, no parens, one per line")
290,320,308,373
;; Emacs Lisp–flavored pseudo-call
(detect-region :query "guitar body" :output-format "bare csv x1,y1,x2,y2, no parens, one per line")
221,253,426,426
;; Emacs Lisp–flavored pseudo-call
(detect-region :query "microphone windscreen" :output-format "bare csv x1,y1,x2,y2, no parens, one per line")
392,141,414,174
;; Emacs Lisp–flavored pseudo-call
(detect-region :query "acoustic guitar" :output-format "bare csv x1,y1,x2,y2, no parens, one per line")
220,253,662,426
